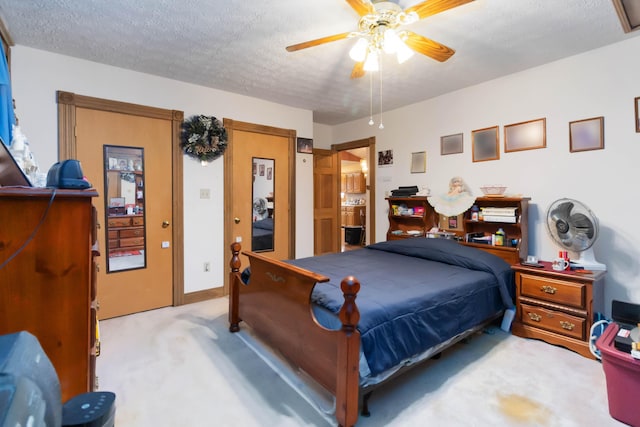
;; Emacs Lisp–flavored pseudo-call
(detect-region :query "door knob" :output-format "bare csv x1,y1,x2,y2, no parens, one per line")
234,217,241,224
162,220,170,228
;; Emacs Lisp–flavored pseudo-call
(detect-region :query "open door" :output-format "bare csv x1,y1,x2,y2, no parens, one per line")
313,149,340,255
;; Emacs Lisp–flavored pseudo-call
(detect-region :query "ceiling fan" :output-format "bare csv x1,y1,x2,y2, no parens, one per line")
286,0,473,78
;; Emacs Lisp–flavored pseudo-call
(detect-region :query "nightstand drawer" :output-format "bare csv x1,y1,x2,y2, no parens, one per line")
520,274,585,308
520,303,586,340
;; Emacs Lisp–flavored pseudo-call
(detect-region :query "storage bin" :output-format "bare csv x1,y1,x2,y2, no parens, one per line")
344,226,363,245
595,322,640,427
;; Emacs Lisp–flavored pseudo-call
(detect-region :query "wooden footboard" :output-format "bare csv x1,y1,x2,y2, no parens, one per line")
229,242,361,427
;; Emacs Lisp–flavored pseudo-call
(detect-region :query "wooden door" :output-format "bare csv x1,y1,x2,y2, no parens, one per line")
313,149,340,255
224,120,295,291
75,108,174,319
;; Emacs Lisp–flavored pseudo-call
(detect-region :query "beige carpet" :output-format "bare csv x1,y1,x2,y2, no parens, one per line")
96,298,624,426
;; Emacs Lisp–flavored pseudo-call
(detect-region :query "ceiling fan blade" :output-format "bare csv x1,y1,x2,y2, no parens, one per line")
345,0,375,16
351,61,365,79
403,31,455,62
286,32,352,52
405,0,474,20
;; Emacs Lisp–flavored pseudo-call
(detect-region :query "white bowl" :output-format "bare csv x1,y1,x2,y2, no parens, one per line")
480,185,507,196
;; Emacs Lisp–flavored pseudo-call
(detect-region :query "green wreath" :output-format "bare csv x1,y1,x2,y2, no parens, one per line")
181,115,228,162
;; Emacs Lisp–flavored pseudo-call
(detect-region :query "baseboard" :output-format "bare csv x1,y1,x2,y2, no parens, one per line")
182,287,224,305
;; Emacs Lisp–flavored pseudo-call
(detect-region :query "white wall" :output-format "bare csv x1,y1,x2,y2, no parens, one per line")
330,36,640,315
10,46,315,293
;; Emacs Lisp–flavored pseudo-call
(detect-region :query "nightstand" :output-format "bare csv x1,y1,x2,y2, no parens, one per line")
511,262,605,359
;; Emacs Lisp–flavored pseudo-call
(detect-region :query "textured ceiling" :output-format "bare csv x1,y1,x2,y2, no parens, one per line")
0,0,637,125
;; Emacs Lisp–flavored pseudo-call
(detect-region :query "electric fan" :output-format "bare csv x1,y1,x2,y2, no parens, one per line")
253,197,268,219
545,198,606,271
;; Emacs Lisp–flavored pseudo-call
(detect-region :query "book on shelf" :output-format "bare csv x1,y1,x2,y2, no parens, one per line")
480,207,518,216
482,215,517,223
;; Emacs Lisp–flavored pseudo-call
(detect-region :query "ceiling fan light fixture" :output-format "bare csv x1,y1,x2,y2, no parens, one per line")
349,37,368,62
363,50,379,72
382,28,402,54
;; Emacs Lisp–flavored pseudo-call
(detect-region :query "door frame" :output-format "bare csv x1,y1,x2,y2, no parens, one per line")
333,137,376,246
222,119,296,294
56,91,186,306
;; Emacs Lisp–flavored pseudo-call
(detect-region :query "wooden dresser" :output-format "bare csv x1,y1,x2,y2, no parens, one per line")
107,214,145,253
0,187,99,401
511,262,605,359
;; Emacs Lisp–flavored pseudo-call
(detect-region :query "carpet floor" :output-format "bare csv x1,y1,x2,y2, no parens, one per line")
96,297,624,426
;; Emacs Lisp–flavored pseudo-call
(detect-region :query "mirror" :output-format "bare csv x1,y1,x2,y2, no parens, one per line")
252,157,274,252
103,145,147,272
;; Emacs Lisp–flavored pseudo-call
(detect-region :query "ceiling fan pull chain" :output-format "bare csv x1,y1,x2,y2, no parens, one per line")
368,70,374,126
378,55,384,130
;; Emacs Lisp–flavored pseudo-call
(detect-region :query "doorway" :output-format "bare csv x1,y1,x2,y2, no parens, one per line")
223,119,296,294
57,91,184,319
334,137,376,252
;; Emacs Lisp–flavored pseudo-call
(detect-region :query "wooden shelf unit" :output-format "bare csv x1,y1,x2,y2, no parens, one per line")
386,196,530,265
386,197,438,240
0,188,99,401
436,196,529,265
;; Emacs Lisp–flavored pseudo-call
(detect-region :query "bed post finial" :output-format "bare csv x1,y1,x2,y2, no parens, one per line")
336,275,361,427
230,241,241,272
229,241,242,332
339,276,361,332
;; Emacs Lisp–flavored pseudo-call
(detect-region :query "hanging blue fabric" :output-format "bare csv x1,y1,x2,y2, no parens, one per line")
0,43,15,146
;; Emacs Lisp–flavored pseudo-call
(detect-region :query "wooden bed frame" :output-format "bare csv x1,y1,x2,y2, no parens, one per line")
228,241,501,426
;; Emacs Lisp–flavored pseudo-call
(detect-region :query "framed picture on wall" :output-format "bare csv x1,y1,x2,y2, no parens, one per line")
504,118,546,152
440,133,463,155
296,137,313,154
259,164,265,176
635,97,640,132
472,126,499,162
410,151,426,173
569,116,604,152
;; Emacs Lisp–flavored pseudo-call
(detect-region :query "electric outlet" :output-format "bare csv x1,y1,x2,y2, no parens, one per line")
204,262,210,272
200,188,210,199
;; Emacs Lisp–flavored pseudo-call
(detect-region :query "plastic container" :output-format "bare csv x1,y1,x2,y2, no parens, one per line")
595,322,640,426
494,228,505,246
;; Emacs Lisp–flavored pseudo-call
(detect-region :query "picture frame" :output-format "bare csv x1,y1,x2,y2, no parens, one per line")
439,214,464,231
296,137,313,154
109,197,125,207
266,167,272,180
440,133,463,155
378,149,393,166
504,118,546,152
410,151,426,173
569,116,604,152
259,164,265,176
472,126,500,162
634,96,640,133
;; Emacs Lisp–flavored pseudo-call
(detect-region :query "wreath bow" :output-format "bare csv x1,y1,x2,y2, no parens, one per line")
181,115,228,162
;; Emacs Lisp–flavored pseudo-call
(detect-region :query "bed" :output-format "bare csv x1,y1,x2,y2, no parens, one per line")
228,237,515,426
251,217,274,251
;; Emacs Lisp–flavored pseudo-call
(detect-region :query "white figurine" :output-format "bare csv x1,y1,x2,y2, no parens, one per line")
428,176,476,217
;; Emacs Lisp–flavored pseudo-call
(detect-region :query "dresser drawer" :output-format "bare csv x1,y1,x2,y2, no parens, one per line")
107,217,132,227
519,303,586,340
520,274,585,308
119,228,144,238
119,237,144,247
132,217,144,226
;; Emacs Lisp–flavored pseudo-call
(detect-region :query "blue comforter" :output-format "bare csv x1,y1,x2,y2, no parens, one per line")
286,238,514,377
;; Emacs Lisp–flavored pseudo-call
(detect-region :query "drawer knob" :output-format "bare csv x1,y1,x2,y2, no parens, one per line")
541,285,557,294
528,312,542,322
560,321,575,331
